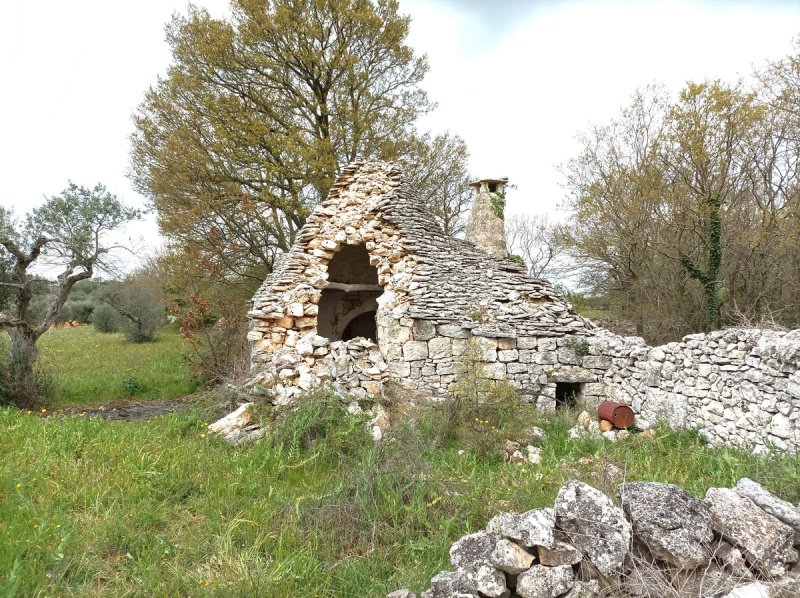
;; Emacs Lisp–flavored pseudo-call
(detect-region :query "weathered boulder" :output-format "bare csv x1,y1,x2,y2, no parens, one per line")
516,564,575,598
207,402,266,446
735,478,800,539
420,571,478,598
538,540,582,566
446,531,508,597
561,580,601,597
722,582,771,598
458,565,507,598
556,480,631,576
620,481,713,568
705,487,794,577
489,538,535,574
449,531,500,570
486,508,555,548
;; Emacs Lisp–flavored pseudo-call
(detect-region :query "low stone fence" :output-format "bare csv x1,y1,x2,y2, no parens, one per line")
593,328,800,453
389,477,800,598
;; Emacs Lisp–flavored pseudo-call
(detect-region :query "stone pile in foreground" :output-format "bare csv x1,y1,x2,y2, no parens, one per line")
388,478,800,598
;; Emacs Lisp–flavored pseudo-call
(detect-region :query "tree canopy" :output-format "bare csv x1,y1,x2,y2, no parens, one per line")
130,0,450,290
563,43,800,341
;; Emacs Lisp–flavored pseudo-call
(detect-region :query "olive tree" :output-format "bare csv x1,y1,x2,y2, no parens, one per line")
0,183,140,405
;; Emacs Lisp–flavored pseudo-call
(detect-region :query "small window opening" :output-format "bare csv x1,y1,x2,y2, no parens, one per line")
555,382,582,409
487,182,498,193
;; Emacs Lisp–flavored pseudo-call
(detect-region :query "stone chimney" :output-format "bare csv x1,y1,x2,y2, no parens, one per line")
465,177,509,259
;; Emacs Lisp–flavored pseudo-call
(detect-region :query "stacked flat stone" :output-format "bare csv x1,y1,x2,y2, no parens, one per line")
247,160,597,406
390,478,800,598
598,327,800,452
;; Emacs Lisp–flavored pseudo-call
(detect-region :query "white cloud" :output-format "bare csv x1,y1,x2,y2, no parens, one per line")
1,0,797,270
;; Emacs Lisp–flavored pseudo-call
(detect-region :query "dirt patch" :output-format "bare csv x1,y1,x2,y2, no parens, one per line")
53,397,196,421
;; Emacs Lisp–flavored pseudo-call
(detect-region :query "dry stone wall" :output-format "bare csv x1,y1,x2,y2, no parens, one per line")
389,478,800,598
593,328,800,453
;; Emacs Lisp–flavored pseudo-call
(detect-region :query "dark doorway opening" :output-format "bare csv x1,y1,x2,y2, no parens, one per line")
342,311,378,342
316,244,382,342
555,382,582,409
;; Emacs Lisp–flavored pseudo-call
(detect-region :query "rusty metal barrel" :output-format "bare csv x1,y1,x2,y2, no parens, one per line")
597,401,635,429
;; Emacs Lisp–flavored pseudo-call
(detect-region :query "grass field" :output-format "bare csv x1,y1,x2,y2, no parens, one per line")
2,326,800,596
2,395,800,597
1,326,197,407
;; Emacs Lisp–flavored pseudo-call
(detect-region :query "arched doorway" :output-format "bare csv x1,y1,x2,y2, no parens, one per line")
316,244,382,343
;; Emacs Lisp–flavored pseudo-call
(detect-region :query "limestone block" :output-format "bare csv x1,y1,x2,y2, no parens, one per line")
413,319,436,341
429,337,452,360
497,338,516,350
449,530,500,570
451,339,469,356
487,508,555,548
403,341,428,361
518,350,534,363
561,581,601,598
557,347,579,365
498,349,519,362
489,538,534,574
437,324,471,339
734,478,800,539
483,362,506,380
538,541,582,566
581,356,613,370
208,403,265,446
535,351,557,365
721,582,771,598
475,337,498,362
583,382,606,396
436,362,455,375
274,316,294,329
516,564,574,598
620,481,713,568
705,487,793,577
506,362,529,375
538,338,557,351
769,413,793,439
517,337,538,349
553,366,595,383
295,316,316,329
556,480,631,576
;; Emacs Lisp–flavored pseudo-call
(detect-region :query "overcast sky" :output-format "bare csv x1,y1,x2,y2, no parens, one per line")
2,0,799,271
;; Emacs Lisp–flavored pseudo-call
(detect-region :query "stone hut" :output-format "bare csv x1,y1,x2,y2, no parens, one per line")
246,160,800,453
247,160,604,408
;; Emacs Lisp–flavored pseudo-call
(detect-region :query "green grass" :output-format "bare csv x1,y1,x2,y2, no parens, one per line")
1,326,198,407
2,396,799,597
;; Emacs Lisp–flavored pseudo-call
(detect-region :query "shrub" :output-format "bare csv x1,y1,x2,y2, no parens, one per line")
91,303,121,333
100,281,166,343
122,375,145,396
429,340,530,457
270,390,370,459
63,300,95,324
